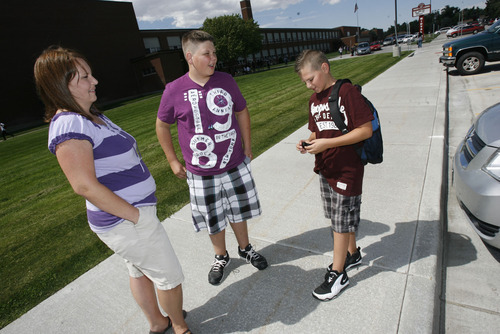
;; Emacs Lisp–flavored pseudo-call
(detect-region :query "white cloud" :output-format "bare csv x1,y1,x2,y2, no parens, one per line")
112,0,304,27
321,0,342,5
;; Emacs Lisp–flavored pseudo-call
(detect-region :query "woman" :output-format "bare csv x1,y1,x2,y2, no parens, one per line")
34,46,192,334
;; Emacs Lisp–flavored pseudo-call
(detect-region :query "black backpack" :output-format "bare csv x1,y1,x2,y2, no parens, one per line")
328,79,383,165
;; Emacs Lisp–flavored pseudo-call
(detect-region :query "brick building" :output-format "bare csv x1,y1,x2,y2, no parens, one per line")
2,0,362,129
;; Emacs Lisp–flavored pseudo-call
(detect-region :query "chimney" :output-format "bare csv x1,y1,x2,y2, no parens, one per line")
240,0,253,21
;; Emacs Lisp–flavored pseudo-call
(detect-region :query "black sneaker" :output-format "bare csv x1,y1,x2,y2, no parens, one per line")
313,270,349,301
325,247,362,279
344,246,362,270
208,252,231,285
238,244,268,270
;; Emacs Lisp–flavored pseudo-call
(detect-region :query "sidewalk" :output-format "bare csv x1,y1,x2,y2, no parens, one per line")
2,37,448,334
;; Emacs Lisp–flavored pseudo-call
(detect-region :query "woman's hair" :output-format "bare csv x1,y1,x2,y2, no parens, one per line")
34,45,100,122
181,30,214,56
294,49,330,73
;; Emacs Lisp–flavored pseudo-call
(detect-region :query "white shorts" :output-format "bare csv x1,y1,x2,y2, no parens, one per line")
96,206,184,290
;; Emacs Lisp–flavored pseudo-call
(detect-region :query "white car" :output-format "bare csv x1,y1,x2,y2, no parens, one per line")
402,34,414,43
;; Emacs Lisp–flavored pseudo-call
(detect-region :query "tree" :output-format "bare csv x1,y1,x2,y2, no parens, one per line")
202,14,262,72
485,0,500,19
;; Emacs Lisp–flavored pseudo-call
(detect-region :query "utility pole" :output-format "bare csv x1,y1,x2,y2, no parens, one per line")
394,0,401,56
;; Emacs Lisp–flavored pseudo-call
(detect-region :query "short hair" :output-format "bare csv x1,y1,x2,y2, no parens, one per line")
182,30,214,56
294,49,329,73
34,45,100,122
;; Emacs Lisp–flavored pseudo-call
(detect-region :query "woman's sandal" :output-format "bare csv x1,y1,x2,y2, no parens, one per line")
149,310,188,334
148,317,171,334
182,330,193,334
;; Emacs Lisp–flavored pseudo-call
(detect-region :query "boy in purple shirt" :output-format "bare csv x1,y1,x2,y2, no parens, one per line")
156,30,268,285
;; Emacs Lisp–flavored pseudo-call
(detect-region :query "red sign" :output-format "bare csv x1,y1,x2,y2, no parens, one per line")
419,15,425,40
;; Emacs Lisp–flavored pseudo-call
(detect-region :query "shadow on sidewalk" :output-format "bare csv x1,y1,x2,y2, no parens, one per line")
186,218,451,332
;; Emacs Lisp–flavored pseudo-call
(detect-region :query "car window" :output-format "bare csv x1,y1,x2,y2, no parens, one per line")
486,20,500,33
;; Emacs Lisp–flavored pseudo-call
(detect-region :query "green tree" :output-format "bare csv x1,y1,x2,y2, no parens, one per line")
202,14,262,72
485,0,500,19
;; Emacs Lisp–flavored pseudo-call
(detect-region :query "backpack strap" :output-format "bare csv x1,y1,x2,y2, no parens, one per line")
328,79,351,135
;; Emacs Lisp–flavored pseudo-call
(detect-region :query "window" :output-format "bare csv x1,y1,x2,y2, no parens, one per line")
143,37,160,54
267,32,274,43
167,36,181,50
142,66,157,76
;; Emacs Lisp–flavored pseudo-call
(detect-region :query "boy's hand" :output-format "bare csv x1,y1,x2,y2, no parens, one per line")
301,139,330,154
170,160,187,179
297,140,309,154
244,147,253,160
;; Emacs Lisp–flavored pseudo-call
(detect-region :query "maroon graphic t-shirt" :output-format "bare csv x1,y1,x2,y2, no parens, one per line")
308,82,374,196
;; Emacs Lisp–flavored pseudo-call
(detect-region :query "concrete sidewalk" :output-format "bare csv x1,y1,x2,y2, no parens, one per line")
2,37,448,334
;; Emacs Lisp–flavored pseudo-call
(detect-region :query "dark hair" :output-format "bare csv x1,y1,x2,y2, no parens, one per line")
34,45,100,122
294,49,329,73
181,30,214,55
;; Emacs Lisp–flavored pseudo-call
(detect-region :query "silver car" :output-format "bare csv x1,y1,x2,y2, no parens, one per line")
356,42,371,55
453,102,500,249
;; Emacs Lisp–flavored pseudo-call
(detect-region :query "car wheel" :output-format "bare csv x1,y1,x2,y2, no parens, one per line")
456,52,485,75
473,30,478,34
452,33,457,38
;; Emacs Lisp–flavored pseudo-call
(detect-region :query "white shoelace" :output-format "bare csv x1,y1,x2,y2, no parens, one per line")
211,258,228,272
243,248,261,263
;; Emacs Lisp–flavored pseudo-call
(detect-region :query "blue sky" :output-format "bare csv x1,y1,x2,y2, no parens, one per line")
113,0,487,31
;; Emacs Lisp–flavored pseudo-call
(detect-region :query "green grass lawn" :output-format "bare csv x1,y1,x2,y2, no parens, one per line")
0,52,409,328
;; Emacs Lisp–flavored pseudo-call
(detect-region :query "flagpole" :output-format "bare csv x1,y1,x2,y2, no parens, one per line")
356,7,359,43
355,2,359,43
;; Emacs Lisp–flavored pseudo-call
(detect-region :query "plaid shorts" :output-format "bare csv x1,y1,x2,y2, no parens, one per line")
186,157,262,234
319,173,361,233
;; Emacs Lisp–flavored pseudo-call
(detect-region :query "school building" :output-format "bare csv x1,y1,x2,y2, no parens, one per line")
3,0,371,129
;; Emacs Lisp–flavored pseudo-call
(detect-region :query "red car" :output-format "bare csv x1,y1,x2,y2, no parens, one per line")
370,41,381,51
446,24,485,38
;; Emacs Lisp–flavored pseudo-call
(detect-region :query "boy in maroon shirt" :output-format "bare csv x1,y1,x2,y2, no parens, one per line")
295,50,373,301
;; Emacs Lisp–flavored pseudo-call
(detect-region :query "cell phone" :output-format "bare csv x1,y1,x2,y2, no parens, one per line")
302,141,311,148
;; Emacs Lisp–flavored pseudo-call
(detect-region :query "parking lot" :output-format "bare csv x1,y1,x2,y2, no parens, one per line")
443,35,500,332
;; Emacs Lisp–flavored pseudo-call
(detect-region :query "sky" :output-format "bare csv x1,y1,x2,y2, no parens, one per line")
112,0,487,31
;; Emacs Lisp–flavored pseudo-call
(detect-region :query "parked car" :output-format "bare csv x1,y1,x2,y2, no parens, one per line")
446,23,485,38
447,24,467,35
356,42,371,55
437,27,451,34
402,34,415,43
396,35,405,44
453,101,500,249
440,19,500,75
370,41,381,51
383,37,394,46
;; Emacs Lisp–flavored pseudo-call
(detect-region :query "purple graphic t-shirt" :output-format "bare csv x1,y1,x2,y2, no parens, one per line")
157,71,247,176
